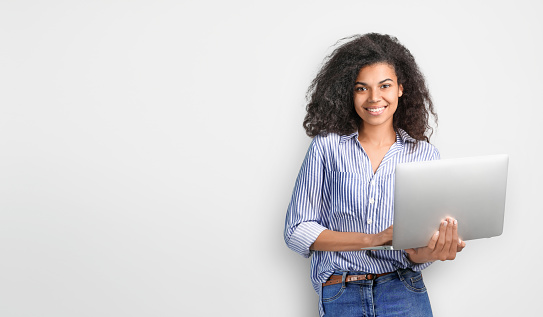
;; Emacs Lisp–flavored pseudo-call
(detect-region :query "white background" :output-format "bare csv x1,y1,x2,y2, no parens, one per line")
1,1,542,316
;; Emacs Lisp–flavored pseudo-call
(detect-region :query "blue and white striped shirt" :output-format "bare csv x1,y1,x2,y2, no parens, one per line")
284,128,439,314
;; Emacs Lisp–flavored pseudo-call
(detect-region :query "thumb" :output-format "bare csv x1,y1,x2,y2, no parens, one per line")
404,248,415,255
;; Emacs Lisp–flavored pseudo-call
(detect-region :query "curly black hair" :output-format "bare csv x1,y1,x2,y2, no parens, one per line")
303,33,437,142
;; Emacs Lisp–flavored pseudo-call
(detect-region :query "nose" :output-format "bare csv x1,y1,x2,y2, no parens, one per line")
368,89,381,103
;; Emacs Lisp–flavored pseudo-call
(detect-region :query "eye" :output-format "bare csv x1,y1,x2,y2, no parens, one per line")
355,86,367,92
381,84,391,89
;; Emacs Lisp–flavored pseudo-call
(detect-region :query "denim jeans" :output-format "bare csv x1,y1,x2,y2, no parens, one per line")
321,268,432,317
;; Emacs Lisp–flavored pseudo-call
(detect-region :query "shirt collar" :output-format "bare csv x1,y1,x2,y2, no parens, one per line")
339,131,359,143
339,128,417,145
396,128,417,144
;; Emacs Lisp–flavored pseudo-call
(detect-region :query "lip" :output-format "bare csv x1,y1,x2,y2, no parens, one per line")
364,105,388,116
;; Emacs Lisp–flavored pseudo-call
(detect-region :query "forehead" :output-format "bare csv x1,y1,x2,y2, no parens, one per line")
356,63,397,82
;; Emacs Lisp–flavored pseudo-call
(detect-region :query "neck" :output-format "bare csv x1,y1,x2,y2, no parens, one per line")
358,123,396,146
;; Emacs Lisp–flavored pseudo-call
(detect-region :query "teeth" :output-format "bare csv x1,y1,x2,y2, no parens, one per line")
367,107,385,112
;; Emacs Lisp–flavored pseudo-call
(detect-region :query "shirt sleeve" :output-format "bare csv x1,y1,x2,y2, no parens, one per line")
430,147,441,161
284,137,328,258
404,253,434,271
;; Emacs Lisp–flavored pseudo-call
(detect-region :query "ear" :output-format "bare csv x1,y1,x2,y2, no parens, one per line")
398,84,404,97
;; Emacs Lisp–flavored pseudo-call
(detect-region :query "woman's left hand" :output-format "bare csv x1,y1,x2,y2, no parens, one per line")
405,217,466,264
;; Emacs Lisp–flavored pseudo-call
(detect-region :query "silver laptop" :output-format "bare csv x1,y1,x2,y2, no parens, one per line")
363,154,509,251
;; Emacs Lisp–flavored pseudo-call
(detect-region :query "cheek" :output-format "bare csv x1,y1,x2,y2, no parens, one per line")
353,99,365,115
353,95,366,107
353,99,365,117
385,92,400,104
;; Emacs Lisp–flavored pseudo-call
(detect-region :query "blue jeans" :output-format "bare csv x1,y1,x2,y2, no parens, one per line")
321,269,432,317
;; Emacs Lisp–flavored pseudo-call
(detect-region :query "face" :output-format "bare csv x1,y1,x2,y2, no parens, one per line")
353,63,403,129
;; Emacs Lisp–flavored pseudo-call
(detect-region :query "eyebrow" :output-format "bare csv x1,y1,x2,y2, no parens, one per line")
355,78,394,85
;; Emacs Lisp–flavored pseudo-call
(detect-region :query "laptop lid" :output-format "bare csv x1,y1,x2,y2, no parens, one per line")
390,154,509,250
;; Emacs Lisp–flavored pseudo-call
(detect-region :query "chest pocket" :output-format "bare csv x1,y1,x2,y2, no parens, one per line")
328,171,368,223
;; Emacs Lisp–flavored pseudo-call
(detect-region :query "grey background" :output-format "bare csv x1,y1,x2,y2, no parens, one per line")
1,0,541,316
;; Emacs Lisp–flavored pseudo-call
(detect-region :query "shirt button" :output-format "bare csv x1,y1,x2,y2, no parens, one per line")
371,180,375,186
369,198,374,204
367,219,373,224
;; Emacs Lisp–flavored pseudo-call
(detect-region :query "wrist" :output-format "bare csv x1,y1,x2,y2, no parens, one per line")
369,233,379,247
358,233,379,249
405,251,428,264
367,232,384,248
405,251,417,263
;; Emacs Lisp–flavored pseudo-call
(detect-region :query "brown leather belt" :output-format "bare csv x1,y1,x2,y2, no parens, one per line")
322,272,394,287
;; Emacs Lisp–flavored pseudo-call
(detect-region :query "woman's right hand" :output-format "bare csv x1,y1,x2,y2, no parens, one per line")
374,225,393,246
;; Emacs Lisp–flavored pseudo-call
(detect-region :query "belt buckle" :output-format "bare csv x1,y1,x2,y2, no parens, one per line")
365,273,375,280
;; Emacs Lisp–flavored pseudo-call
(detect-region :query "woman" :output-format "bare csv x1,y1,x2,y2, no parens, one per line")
284,33,466,317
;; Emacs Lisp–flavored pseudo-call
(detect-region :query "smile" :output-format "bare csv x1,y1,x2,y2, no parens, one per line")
364,106,387,115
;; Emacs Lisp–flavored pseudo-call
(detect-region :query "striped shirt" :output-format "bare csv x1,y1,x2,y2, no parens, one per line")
284,128,439,315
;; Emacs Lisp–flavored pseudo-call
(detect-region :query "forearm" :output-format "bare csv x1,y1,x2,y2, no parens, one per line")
310,229,390,252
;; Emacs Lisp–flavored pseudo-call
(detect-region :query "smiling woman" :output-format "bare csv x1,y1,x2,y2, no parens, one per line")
285,33,465,317
302,34,436,143
353,63,403,129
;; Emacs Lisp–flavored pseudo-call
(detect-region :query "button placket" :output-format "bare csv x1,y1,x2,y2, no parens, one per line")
367,176,377,229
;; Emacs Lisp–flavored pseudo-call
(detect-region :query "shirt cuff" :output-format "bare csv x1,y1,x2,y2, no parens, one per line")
287,222,328,258
409,261,433,271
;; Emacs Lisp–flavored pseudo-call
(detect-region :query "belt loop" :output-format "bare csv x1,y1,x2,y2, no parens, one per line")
341,272,348,288
395,268,403,281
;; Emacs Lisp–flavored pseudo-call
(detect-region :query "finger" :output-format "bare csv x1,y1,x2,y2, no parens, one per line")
441,218,454,260
427,230,439,250
435,219,447,252
457,239,466,252
449,219,459,254
436,218,453,261
444,218,454,249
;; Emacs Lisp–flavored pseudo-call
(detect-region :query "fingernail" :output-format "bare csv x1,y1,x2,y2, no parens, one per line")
435,231,440,237
458,238,461,244
442,220,447,226
454,219,458,225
